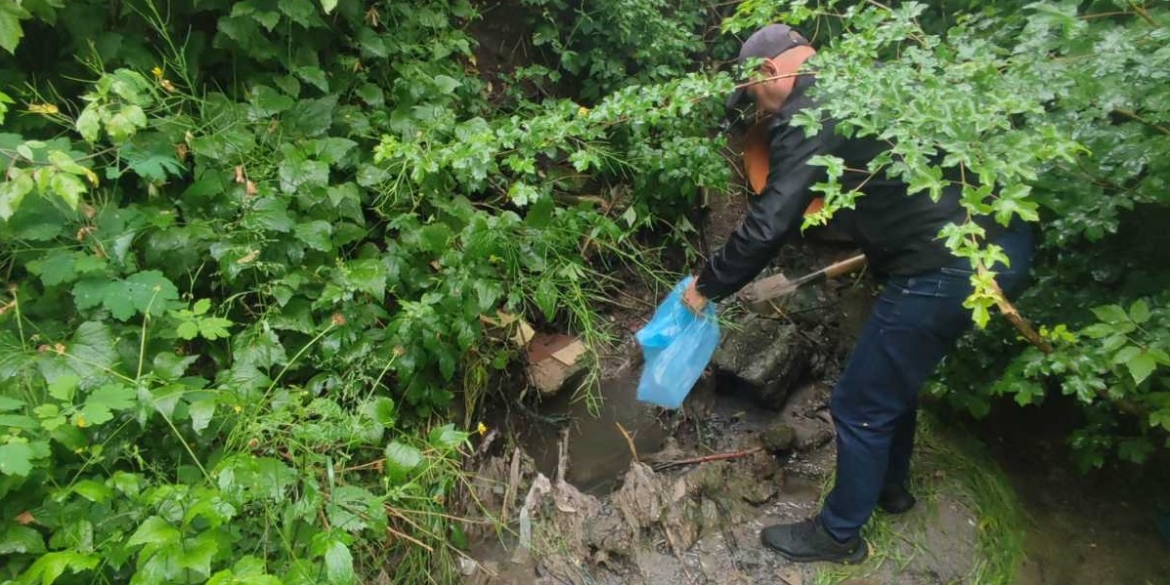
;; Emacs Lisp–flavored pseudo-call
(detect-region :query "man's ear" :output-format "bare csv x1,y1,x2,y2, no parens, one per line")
759,57,779,77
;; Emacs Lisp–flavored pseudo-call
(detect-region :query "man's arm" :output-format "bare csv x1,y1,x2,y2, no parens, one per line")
694,114,836,302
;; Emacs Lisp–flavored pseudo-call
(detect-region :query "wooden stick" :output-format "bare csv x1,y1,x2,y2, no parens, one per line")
615,421,639,462
652,447,762,471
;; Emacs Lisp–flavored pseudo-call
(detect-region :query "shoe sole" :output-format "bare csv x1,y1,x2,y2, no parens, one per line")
761,536,870,565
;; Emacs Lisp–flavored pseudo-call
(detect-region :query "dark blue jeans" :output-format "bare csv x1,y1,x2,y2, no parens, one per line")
819,222,1035,541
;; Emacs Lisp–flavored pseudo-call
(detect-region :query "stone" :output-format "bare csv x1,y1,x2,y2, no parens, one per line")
526,333,588,396
760,423,796,452
711,314,812,409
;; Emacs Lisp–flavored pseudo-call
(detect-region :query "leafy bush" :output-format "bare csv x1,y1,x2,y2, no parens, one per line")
0,1,732,583
726,0,1170,470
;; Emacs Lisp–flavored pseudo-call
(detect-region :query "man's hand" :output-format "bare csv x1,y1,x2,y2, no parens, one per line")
682,277,709,314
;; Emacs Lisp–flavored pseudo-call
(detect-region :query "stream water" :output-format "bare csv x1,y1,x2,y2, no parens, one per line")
521,368,673,494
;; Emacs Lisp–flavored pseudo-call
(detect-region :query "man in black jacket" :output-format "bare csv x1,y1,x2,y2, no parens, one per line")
682,24,1034,563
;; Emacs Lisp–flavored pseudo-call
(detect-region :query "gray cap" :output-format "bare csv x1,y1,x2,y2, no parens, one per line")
725,24,811,115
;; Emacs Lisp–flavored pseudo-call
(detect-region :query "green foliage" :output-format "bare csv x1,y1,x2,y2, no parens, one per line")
0,0,731,583
724,0,1170,469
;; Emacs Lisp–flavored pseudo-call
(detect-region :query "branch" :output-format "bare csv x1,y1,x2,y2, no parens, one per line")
983,270,1053,355
651,447,762,472
1114,109,1170,136
1127,0,1160,27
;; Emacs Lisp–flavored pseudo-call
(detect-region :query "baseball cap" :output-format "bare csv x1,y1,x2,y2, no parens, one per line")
725,24,811,117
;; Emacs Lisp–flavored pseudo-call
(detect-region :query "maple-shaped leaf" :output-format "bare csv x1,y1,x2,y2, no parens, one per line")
119,132,185,182
121,270,180,317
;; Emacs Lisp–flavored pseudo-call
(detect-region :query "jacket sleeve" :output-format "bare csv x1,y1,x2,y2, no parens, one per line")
695,114,836,301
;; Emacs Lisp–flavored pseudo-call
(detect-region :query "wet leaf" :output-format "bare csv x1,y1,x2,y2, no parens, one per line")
384,441,422,482
0,441,33,476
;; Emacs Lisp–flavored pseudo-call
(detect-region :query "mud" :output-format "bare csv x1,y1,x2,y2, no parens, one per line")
457,191,1170,585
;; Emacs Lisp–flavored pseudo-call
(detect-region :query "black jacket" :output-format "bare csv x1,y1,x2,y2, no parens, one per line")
696,74,995,301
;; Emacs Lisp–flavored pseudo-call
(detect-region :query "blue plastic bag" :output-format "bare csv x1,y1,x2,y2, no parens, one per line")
634,276,721,409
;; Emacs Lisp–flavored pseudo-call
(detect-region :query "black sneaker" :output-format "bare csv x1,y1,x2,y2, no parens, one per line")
878,483,917,514
760,516,868,564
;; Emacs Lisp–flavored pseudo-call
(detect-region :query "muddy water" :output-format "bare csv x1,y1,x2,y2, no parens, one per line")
521,368,673,494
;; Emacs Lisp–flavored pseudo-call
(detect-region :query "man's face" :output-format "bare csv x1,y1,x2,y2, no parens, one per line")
748,77,788,114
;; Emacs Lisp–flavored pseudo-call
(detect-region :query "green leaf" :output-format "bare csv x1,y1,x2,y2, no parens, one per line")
120,133,186,182
433,75,461,95
473,280,502,312
48,374,79,402
356,83,384,106
535,278,557,320
1091,305,1129,325
324,540,355,585
76,106,101,143
278,159,329,194
0,170,33,219
0,413,37,431
0,1,30,54
428,424,467,450
177,532,219,575
368,397,396,427
384,441,422,482
247,197,294,232
1112,346,1141,366
0,440,33,476
284,96,337,137
189,398,215,434
72,479,113,503
249,85,295,116
71,278,108,311
0,525,45,555
88,383,136,411
199,317,233,340
176,321,200,340
120,270,181,319
279,0,319,28
320,0,339,14
1129,299,1151,324
17,550,98,585
1127,352,1157,385
105,104,148,143
207,556,283,585
295,220,334,252
128,516,180,548
417,223,453,253
26,250,78,286
78,401,113,426
0,395,23,411
1151,409,1170,432
344,259,387,299
49,169,86,209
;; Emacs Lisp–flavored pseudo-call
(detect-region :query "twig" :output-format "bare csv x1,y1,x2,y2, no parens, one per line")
385,524,435,552
651,447,763,472
1127,0,1159,27
502,446,521,523
1115,108,1170,136
615,421,639,462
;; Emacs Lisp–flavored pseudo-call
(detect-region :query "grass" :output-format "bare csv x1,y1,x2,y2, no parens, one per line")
812,410,1027,585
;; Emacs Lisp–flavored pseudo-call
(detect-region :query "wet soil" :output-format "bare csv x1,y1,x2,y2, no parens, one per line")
457,181,1170,585
982,401,1170,585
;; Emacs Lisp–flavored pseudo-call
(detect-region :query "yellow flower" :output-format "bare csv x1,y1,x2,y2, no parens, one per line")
476,422,488,435
577,106,590,117
233,405,243,414
151,66,164,79
76,413,88,428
